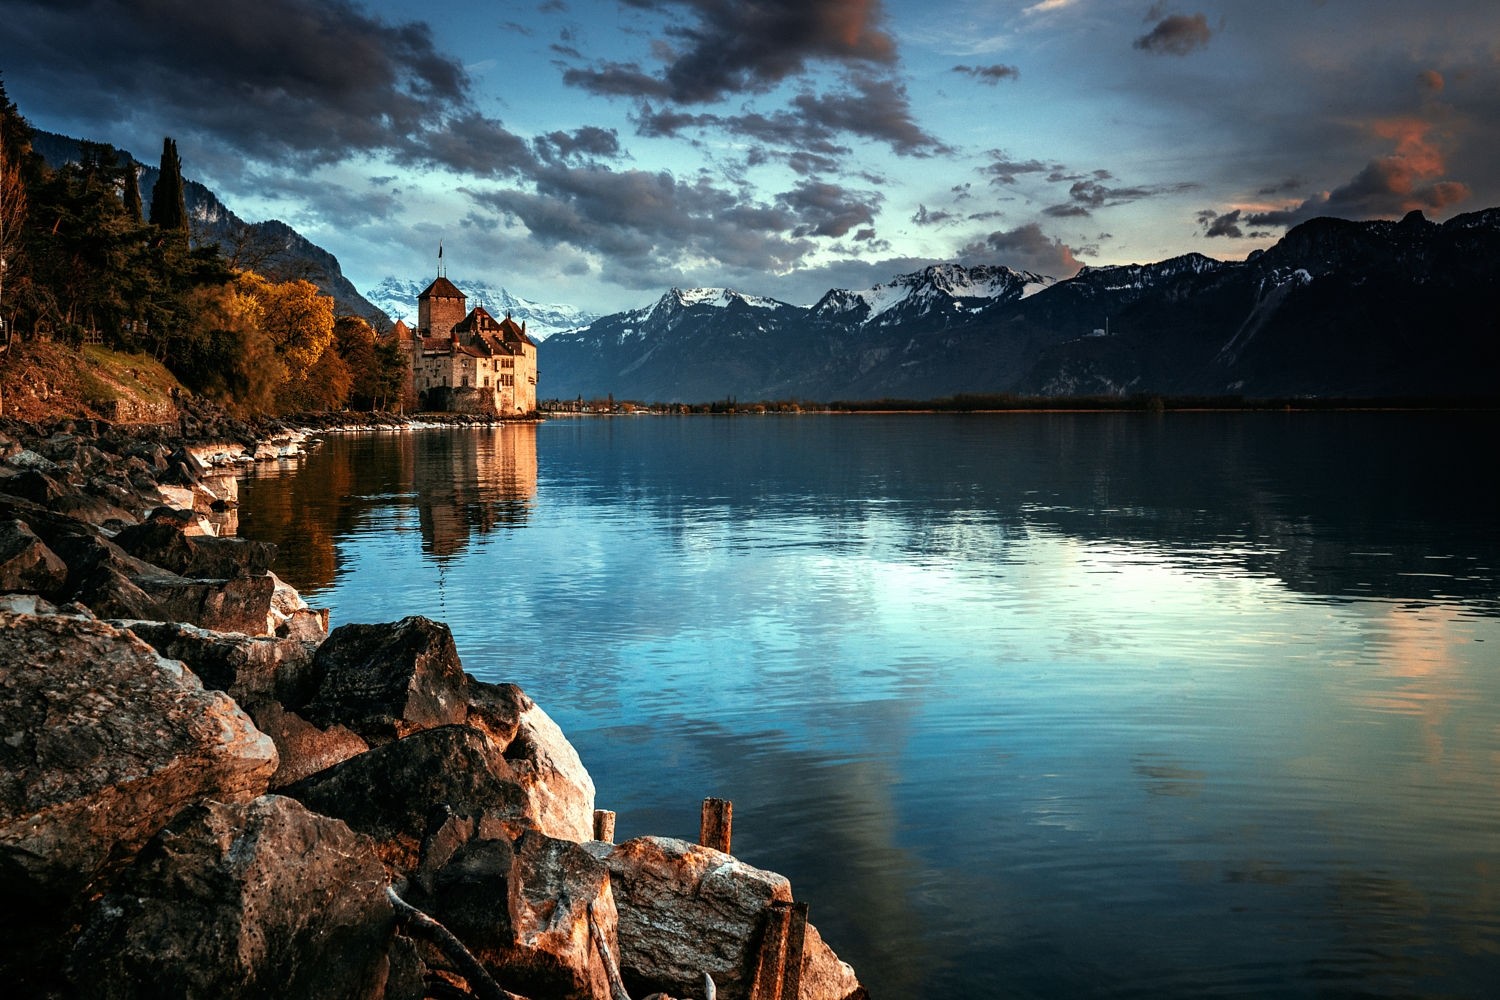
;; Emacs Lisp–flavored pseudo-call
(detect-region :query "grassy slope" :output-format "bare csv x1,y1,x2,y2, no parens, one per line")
0,340,184,423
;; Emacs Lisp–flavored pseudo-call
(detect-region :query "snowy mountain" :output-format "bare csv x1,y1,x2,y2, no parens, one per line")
364,277,600,341
541,214,1500,402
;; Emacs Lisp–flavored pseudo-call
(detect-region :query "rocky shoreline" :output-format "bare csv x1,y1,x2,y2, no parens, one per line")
0,407,866,1000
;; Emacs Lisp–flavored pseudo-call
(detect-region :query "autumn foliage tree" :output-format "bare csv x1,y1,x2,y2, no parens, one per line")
0,85,406,416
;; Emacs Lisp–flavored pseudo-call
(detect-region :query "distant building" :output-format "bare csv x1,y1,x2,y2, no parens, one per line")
391,268,538,415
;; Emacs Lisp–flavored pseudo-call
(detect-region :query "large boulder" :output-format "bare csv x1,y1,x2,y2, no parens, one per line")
120,619,320,706
435,830,619,1000
0,613,277,986
245,699,369,791
0,518,68,597
68,795,395,1000
282,724,530,872
603,837,862,1000
508,698,597,844
299,616,471,743
111,519,276,578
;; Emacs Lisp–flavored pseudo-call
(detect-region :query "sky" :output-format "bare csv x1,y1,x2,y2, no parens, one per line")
3,0,1498,312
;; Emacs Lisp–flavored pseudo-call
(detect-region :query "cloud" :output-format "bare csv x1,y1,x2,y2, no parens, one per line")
632,74,945,158
533,126,623,165
789,74,950,155
562,60,672,99
566,0,897,105
1134,13,1212,55
1196,208,1243,238
952,64,1021,85
1244,117,1471,228
0,0,545,178
981,150,1061,185
777,180,881,238
464,164,814,289
912,204,959,226
1043,177,1185,217
959,222,1086,277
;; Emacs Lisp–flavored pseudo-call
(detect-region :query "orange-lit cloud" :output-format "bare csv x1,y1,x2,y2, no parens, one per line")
1236,113,1471,230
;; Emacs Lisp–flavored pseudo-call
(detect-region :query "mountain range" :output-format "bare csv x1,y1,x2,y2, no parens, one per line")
538,210,1500,402
31,130,1498,401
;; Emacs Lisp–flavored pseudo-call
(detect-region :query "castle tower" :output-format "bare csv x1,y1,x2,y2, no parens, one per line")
417,247,467,335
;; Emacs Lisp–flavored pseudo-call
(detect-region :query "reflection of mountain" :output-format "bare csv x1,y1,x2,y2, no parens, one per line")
534,414,1499,612
235,426,537,593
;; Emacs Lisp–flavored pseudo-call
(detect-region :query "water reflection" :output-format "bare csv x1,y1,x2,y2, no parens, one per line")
236,413,1500,1000
237,424,537,588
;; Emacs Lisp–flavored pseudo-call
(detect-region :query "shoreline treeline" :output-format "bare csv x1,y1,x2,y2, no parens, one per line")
0,81,406,416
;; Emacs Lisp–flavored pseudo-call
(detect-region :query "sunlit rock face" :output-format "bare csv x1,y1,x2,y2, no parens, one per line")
602,836,865,1000
434,829,619,1000
0,613,277,986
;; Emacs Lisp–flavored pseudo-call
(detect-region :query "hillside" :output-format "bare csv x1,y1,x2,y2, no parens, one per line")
30,132,390,329
0,341,182,423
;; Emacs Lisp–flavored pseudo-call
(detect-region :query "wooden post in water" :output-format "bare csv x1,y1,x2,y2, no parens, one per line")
593,809,616,843
700,797,732,854
782,901,809,1000
750,900,810,1000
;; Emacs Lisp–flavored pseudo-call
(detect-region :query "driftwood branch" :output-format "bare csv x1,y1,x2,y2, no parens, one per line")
387,885,529,1000
588,899,633,1000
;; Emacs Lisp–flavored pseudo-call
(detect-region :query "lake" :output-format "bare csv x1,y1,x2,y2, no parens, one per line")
236,413,1500,999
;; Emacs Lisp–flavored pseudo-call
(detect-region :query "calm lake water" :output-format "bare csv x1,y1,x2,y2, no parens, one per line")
237,413,1500,999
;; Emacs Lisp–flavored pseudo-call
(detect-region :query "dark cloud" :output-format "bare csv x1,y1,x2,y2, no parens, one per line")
789,75,949,155
632,76,942,159
981,150,1061,185
1244,117,1471,228
593,0,898,104
0,0,534,176
533,126,623,164
912,205,958,226
959,222,1086,277
1196,208,1244,238
465,165,812,289
562,61,672,99
778,180,881,238
1134,13,1212,55
952,64,1021,85
1043,178,1172,217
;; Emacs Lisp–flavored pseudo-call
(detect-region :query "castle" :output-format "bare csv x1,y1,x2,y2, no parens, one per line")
390,268,538,416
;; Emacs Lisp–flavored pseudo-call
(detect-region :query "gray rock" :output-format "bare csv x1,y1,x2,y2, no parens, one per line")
435,829,618,1000
508,698,597,844
300,616,471,743
283,724,531,873
120,619,319,705
0,518,68,597
245,699,369,790
604,836,862,1000
0,612,276,986
68,795,395,1000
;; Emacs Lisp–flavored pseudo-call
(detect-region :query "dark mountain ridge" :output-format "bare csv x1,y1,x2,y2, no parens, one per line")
542,209,1500,402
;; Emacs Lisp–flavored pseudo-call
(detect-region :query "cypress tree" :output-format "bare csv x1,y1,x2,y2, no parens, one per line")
148,136,188,247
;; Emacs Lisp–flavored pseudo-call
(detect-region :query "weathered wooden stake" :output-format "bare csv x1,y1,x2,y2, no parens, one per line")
700,797,732,854
750,901,811,1000
594,809,617,843
782,901,809,1000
